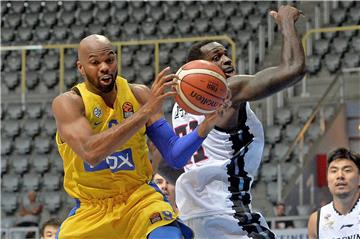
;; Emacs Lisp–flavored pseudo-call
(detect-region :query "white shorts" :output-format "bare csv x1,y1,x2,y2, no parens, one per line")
184,214,251,239
183,213,275,239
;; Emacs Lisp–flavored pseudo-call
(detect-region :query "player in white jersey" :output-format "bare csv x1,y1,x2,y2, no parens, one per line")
170,5,305,239
308,148,360,239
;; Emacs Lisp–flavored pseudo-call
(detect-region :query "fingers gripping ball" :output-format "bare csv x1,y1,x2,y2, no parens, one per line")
175,60,228,115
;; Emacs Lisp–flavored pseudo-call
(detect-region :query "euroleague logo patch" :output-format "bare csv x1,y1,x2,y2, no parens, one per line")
149,212,162,224
122,102,134,118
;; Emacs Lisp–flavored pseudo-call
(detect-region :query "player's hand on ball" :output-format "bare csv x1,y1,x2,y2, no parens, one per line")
148,67,178,113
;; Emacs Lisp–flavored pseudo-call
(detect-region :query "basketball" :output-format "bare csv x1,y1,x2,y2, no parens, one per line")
175,60,228,115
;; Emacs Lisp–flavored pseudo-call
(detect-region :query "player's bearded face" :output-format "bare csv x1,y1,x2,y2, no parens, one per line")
86,69,117,93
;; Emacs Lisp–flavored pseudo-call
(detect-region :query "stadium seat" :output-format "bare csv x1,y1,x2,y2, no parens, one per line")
219,2,237,17
43,192,62,213
282,162,297,182
332,36,349,54
1,27,15,44
43,173,61,191
275,107,292,126
266,181,278,203
78,1,94,11
137,66,154,85
1,193,19,214
351,36,360,52
11,1,25,13
32,155,50,174
26,70,40,90
78,10,94,26
61,1,77,11
23,119,41,137
9,155,29,175
42,70,59,89
261,163,277,182
343,52,360,68
331,8,346,25
34,136,52,154
14,136,32,154
3,71,20,90
58,10,76,27
349,7,360,24
113,1,127,10
43,118,57,137
27,54,42,71
1,137,13,155
306,55,321,75
166,4,182,21
122,67,136,83
123,21,139,39
7,102,24,119
176,19,192,35
53,25,68,42
257,1,273,16
23,13,39,28
194,18,210,34
34,26,51,42
284,124,301,143
6,53,21,71
141,20,157,37
229,15,245,31
27,1,42,13
64,69,78,88
135,49,152,66
43,11,58,27
132,7,146,22
147,5,164,22
1,156,8,173
2,174,21,192
69,24,86,42
88,23,104,35
5,13,21,28
96,1,110,11
314,39,330,57
238,30,253,46
212,16,227,32
324,53,341,73
184,3,201,19
44,1,59,12
22,172,41,191
248,15,263,30
94,10,111,25
158,20,175,36
2,120,21,138
44,53,59,70
273,143,290,161
26,102,43,119
240,1,254,16
51,153,64,173
306,123,321,142
202,2,218,18
265,125,282,144
297,106,313,123
262,144,272,163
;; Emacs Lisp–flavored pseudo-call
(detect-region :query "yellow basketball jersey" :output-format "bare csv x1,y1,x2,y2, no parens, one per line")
56,76,153,200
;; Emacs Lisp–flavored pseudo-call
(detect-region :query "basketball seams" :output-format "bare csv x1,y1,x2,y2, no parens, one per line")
181,80,225,100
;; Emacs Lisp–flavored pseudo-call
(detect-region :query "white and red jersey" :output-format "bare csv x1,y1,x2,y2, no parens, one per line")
172,102,274,238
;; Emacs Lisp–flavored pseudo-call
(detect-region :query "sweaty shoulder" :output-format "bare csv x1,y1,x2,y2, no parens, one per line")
52,90,85,118
129,83,150,106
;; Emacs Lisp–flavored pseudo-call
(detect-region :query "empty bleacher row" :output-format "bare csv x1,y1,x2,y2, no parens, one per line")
306,1,360,74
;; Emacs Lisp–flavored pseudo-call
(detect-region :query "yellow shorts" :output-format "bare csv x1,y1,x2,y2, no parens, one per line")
57,182,192,239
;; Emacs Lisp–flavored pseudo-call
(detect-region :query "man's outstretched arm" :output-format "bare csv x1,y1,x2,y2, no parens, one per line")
229,5,305,104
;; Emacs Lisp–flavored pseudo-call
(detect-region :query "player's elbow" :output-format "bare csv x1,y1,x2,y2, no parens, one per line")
81,151,102,167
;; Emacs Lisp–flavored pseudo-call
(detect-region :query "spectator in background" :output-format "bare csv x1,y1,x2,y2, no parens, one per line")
40,218,61,239
16,191,43,227
274,202,294,229
153,173,178,213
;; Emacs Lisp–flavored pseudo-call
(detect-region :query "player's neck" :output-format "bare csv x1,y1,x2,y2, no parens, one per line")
333,190,360,215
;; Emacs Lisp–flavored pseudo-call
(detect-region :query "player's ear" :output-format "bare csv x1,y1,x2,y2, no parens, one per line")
77,60,85,76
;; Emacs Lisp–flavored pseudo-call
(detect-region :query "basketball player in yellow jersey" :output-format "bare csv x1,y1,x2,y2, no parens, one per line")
52,34,229,239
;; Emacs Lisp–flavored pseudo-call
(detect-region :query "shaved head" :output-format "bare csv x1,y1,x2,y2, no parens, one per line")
76,34,118,94
78,34,113,63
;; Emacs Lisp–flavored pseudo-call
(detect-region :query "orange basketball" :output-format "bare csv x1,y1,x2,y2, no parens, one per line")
175,60,228,115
